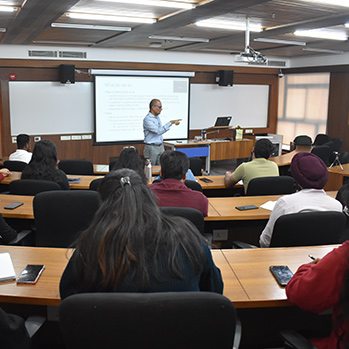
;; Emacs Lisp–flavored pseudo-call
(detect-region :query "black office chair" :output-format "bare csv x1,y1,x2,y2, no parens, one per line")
189,157,203,176
9,179,61,196
184,179,203,192
3,160,27,172
160,206,205,236
311,144,331,167
89,178,103,191
245,176,296,196
58,159,94,175
59,292,241,349
312,133,331,146
328,137,343,165
340,152,349,165
33,190,100,247
270,211,345,247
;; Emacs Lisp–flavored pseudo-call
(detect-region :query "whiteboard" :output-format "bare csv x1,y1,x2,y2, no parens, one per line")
189,84,269,129
9,82,93,135
9,81,269,136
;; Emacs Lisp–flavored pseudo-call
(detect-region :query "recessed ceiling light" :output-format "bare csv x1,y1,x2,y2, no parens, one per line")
254,38,306,46
32,40,95,45
303,47,344,54
195,20,262,32
0,5,17,12
294,29,347,40
95,0,195,10
51,23,132,31
66,12,156,24
148,35,209,42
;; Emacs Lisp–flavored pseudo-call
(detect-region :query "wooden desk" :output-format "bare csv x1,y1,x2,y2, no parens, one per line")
0,246,72,306
326,163,349,191
270,146,312,167
0,195,34,219
222,244,338,308
94,164,160,176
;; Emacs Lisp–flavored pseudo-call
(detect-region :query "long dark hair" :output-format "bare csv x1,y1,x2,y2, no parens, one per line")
74,169,205,292
21,140,61,183
111,147,146,183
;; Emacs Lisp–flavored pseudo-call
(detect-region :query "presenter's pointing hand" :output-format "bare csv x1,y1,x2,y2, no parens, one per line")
171,119,181,125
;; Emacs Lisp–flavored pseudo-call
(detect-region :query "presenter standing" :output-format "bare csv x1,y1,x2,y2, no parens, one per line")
143,99,181,165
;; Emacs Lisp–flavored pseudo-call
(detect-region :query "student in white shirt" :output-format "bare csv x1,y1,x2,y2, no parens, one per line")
9,134,32,164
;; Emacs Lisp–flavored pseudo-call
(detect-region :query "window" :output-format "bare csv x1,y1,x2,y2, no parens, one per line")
277,73,330,146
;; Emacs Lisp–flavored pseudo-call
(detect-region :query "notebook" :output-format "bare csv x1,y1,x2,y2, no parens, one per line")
214,116,232,127
0,253,16,282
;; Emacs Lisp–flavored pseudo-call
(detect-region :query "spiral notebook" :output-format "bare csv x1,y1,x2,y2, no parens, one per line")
0,253,16,282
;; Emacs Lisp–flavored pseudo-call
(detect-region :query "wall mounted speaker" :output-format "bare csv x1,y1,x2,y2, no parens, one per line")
59,64,75,84
218,70,234,86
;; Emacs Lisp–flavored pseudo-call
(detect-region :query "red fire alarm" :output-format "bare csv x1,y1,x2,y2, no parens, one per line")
9,74,16,80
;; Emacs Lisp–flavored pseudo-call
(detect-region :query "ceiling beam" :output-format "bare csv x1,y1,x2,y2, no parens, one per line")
94,0,270,47
2,0,80,45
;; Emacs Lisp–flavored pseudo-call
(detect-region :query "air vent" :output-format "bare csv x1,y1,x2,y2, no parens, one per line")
28,50,57,57
267,60,286,67
59,51,87,59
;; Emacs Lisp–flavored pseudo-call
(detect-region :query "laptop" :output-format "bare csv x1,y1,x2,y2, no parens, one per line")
214,116,232,127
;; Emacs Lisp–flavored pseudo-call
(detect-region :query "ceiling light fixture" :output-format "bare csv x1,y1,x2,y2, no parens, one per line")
95,0,195,10
302,0,349,7
303,47,344,54
66,12,156,24
345,23,349,27
0,28,6,32
51,23,131,31
32,40,95,45
0,5,17,12
195,19,262,32
148,35,209,42
294,29,347,40
254,38,306,46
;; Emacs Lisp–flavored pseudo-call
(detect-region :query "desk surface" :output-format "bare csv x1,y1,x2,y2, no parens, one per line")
94,164,161,176
0,246,72,306
270,146,312,167
0,245,338,308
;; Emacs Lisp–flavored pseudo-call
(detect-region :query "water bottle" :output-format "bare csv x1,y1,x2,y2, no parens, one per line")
201,129,206,141
146,159,152,183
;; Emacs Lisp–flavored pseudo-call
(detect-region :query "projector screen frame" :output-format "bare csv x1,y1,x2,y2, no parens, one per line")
93,74,191,146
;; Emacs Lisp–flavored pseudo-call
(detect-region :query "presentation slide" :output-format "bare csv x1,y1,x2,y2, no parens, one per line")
94,75,190,144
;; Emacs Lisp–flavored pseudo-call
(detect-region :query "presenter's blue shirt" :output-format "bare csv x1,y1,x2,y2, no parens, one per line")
143,112,172,144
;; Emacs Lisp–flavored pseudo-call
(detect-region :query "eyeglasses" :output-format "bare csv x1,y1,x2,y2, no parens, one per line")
123,146,136,150
154,105,162,109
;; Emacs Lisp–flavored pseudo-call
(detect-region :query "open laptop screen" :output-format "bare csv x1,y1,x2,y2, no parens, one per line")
214,116,232,127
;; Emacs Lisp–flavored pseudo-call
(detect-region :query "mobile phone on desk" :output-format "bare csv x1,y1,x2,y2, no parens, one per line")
17,264,45,284
269,265,293,287
235,205,258,211
4,202,23,210
199,178,213,183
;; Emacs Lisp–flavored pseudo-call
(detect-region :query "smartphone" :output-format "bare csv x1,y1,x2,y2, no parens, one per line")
199,178,213,183
17,264,45,284
269,265,293,287
4,202,24,210
235,205,258,211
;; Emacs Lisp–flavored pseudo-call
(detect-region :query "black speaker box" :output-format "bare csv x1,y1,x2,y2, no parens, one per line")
59,64,75,84
218,70,234,86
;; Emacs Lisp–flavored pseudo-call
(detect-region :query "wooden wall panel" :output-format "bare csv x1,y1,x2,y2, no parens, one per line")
0,59,279,163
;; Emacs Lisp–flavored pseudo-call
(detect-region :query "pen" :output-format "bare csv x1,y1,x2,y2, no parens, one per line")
308,254,316,261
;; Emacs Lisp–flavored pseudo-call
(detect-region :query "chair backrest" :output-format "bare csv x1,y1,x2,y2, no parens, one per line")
160,206,205,235
3,160,27,172
33,190,100,247
246,176,296,196
184,179,203,192
59,292,239,349
89,178,103,191
58,159,93,175
189,157,203,176
270,211,346,247
313,133,331,146
311,145,331,167
331,137,343,153
9,179,61,196
340,152,349,165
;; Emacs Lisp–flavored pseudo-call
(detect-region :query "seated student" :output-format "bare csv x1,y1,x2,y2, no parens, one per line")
224,138,279,193
0,307,30,348
9,134,32,164
286,241,349,349
110,146,147,183
0,213,17,244
21,140,69,190
59,169,223,299
148,150,209,216
259,152,342,247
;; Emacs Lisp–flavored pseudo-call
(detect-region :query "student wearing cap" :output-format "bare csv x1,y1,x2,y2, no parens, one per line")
259,152,342,247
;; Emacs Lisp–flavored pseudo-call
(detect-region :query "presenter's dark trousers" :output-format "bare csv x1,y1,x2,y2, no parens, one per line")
144,144,164,165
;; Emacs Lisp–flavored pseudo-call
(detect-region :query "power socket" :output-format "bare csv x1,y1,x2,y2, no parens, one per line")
212,229,228,241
